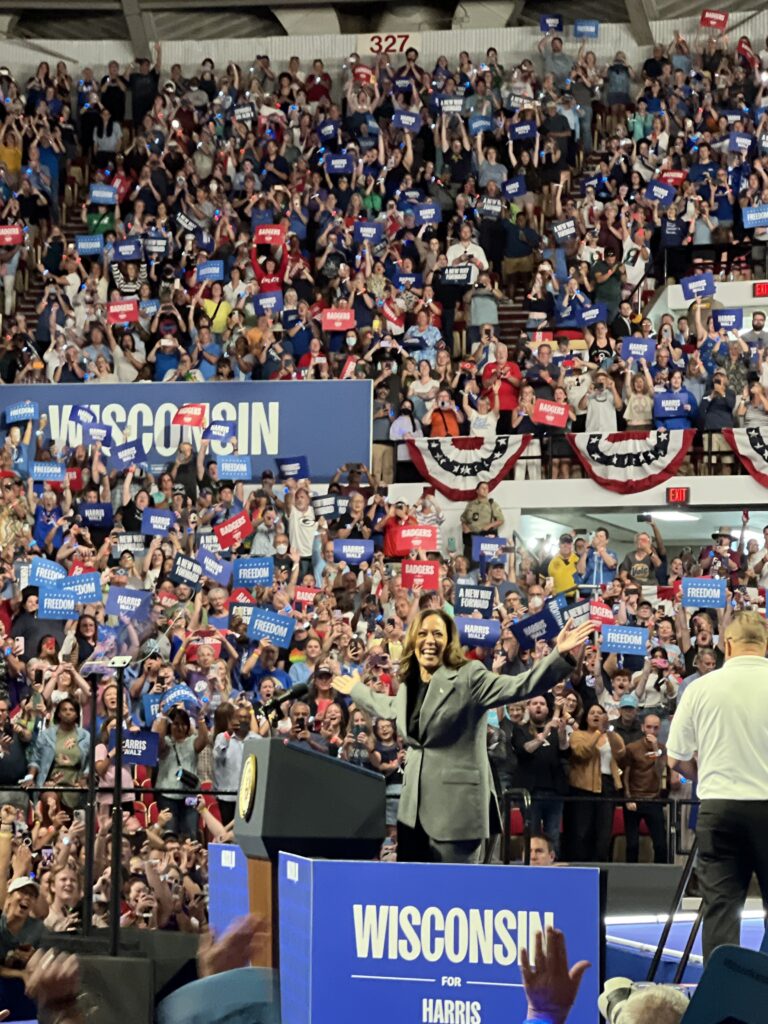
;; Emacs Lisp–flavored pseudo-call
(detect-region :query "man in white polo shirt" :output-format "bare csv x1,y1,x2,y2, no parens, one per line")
667,610,768,961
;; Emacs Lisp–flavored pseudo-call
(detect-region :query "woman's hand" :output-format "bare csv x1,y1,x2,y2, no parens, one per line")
554,620,594,657
332,670,361,696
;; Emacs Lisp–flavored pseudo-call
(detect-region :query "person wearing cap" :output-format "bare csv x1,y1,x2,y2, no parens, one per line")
547,534,579,600
460,482,505,562
0,872,44,967
622,713,668,864
613,693,643,745
698,526,741,576
668,610,768,960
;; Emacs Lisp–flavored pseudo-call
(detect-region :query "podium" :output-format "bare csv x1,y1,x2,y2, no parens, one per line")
231,738,386,966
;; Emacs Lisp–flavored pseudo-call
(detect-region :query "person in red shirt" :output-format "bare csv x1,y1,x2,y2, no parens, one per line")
481,342,522,431
377,500,418,559
305,59,332,105
250,244,288,292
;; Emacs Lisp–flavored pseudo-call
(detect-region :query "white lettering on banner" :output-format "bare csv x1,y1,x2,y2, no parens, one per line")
607,631,640,645
686,586,716,598
123,738,145,756
352,905,554,966
47,401,279,458
422,1001,482,1024
524,620,548,640
464,624,490,640
44,598,73,610
118,596,143,611
254,619,286,637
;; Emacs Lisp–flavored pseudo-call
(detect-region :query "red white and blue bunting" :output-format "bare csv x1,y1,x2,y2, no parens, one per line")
567,430,696,494
722,427,768,486
406,435,530,500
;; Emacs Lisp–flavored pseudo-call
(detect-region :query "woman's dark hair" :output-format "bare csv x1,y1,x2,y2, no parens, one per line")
53,698,81,725
168,708,191,734
98,717,116,746
213,704,235,738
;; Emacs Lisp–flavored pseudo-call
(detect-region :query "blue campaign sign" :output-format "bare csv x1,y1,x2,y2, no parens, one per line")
539,13,563,31
743,204,768,229
413,203,441,226
510,605,560,650
277,855,600,1024
168,553,203,589
29,556,67,587
209,844,250,939
195,547,233,585
647,179,676,207
681,576,727,608
456,616,501,648
713,308,744,332
61,572,102,603
729,131,753,154
252,291,284,317
83,423,114,447
576,302,608,327
105,586,152,620
203,421,237,443
246,606,296,647
510,120,536,140
160,684,201,715
216,455,252,480
455,584,494,616
601,624,648,655
393,271,423,290
78,503,114,530
354,221,384,245
5,399,38,423
333,539,374,565
574,18,599,37
140,298,160,317
275,455,309,479
142,692,162,725
141,507,176,536
317,119,340,141
468,114,492,137
89,184,117,206
654,393,685,419
503,176,526,198
620,337,656,362
326,154,355,176
31,461,66,482
71,405,97,426
2,380,372,481
197,260,225,282
120,731,159,766
114,238,143,262
471,536,506,561
392,111,421,133
75,234,104,256
553,218,577,243
109,439,146,471
681,945,768,1023
233,557,274,587
38,585,77,620
681,271,716,300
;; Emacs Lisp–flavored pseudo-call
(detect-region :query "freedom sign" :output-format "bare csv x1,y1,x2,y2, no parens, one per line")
401,559,440,590
216,455,252,481
743,205,768,229
60,572,101,604
196,260,225,282
38,586,77,620
573,18,599,37
620,337,656,362
276,855,600,1024
455,584,494,616
532,399,569,428
681,272,716,301
456,616,501,647
600,624,648,655
89,184,117,205
246,606,296,647
681,576,727,608
5,400,38,424
233,557,274,587
333,539,374,565
29,557,67,587
392,525,438,555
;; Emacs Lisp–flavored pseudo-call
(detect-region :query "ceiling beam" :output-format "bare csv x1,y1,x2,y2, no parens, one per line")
625,0,655,46
120,0,152,59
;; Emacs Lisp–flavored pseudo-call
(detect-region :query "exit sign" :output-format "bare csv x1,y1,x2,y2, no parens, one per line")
754,281,768,298
666,486,690,505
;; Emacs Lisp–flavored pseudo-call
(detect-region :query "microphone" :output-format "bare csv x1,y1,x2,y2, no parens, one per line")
256,682,310,717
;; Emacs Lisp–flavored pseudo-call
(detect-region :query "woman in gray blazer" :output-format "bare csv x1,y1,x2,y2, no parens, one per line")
334,609,593,863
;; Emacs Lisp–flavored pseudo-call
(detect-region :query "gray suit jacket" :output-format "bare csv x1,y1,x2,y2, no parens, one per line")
352,649,572,842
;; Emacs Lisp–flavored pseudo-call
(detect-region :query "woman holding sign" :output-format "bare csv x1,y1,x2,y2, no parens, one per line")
333,610,593,863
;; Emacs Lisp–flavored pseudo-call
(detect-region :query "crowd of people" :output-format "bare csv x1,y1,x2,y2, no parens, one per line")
0,27,762,971
0,34,766,481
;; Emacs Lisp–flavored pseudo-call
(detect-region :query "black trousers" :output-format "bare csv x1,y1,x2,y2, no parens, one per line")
397,818,482,864
696,800,768,962
624,801,668,864
564,778,615,862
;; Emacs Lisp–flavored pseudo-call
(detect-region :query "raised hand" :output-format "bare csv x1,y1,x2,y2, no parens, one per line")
554,620,594,657
521,926,590,1024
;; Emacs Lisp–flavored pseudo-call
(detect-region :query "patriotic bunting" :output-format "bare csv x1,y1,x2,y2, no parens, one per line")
406,435,530,500
567,430,696,494
722,427,768,486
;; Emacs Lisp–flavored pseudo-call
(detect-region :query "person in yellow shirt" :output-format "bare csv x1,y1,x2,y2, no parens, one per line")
547,534,579,599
